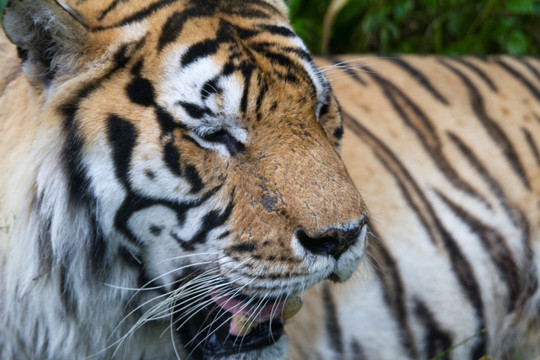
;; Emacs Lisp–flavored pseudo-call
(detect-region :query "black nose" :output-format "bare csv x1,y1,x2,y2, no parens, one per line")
296,216,369,260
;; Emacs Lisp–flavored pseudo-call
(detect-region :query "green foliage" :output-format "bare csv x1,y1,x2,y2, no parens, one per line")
0,0,7,23
0,1,537,55
287,0,540,55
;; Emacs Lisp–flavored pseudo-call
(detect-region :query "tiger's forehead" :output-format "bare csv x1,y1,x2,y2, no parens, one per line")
69,0,329,130
67,0,289,32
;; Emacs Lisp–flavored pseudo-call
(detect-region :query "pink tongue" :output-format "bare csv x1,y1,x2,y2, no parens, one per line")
210,290,287,322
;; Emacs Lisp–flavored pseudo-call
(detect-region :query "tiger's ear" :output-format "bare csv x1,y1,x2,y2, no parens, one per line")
2,0,88,85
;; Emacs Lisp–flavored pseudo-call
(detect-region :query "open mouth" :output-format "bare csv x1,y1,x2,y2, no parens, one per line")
175,289,302,358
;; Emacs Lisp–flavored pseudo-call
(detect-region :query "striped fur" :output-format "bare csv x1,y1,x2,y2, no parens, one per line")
0,1,369,359
287,56,540,360
1,0,539,359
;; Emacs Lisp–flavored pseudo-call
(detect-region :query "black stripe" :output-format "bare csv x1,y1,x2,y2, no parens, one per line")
186,0,283,17
201,77,223,100
250,44,300,70
158,11,185,51
514,211,539,297
414,299,452,360
177,101,215,119
171,200,233,251
435,190,521,312
62,86,101,209
118,246,142,268
126,74,156,107
240,63,254,114
349,339,367,360
232,26,260,39
233,0,284,17
384,57,449,105
184,165,204,193
157,8,213,51
88,212,108,278
181,39,221,67
155,106,185,133
495,58,540,100
438,227,487,358
282,46,312,61
325,56,367,86
446,57,497,92
108,114,138,188
252,42,311,61
97,0,123,21
517,58,540,83
163,140,182,176
93,0,178,31
34,196,53,274
255,75,268,122
367,228,418,359
182,133,205,149
244,45,314,90
523,128,540,167
344,112,487,355
222,7,273,19
204,23,296,41
59,264,77,315
258,24,296,37
322,283,345,359
439,58,531,190
229,242,257,253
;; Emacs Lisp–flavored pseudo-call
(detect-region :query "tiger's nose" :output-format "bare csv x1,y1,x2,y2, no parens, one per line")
296,215,369,260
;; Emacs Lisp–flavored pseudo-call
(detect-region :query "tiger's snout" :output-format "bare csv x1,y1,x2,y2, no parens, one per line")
296,215,369,260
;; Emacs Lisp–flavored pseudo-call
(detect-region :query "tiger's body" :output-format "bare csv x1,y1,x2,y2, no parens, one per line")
287,56,540,360
0,0,539,359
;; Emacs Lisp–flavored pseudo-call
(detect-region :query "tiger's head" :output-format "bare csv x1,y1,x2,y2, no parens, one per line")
3,0,368,358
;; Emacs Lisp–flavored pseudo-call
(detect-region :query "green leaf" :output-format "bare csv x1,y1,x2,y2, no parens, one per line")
504,30,529,54
505,0,535,14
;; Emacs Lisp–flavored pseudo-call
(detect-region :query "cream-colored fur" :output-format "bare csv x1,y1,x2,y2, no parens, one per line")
287,56,540,359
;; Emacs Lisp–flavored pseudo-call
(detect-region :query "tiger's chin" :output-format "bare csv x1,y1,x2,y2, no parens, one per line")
204,337,289,360
328,232,367,282
175,289,298,359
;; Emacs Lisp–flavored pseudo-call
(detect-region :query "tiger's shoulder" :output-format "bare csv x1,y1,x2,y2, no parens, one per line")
288,55,540,359
318,55,540,210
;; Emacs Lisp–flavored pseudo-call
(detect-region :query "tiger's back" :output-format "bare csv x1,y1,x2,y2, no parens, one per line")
287,56,540,359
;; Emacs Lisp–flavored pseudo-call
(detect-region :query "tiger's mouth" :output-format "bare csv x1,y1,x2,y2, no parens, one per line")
176,289,302,358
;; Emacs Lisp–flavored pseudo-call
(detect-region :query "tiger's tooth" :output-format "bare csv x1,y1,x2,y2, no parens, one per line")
230,314,257,336
282,296,303,320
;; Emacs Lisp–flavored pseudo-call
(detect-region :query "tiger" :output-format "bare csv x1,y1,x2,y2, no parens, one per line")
0,0,369,359
0,2,539,360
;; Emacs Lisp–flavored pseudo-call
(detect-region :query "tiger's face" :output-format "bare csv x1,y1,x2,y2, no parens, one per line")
4,0,368,357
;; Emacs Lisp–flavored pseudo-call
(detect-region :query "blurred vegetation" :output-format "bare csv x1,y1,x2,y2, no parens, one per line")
287,0,540,55
0,0,538,55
